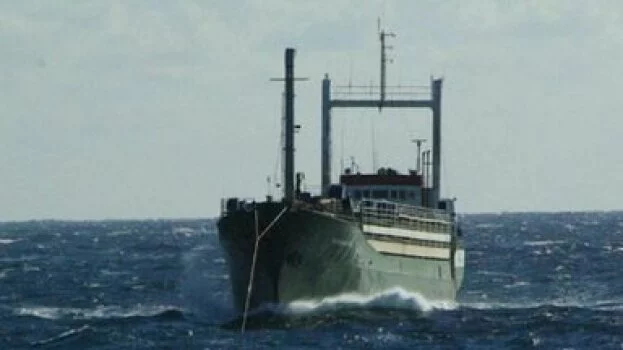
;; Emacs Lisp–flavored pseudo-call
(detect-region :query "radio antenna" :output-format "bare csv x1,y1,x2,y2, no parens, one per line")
378,18,396,109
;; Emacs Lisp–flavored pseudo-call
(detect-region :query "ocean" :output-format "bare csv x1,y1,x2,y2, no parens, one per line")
1,212,622,349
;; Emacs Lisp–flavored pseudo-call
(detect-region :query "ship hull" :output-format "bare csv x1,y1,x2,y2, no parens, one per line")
218,202,464,312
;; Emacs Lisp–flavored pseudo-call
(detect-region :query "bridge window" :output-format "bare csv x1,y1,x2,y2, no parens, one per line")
363,190,370,198
399,191,406,200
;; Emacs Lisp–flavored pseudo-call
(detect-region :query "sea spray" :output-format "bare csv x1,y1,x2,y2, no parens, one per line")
284,287,458,314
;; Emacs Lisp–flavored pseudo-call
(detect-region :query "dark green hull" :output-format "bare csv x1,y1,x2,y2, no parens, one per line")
218,202,464,312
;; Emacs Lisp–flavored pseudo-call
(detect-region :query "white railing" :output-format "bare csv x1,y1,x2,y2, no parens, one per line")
358,199,453,234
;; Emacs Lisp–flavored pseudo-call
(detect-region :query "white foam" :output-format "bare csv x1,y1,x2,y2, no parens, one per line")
107,230,132,237
15,304,181,320
283,287,457,315
0,238,19,244
476,270,516,277
462,298,623,311
30,325,93,346
503,281,531,289
172,227,198,236
474,223,504,229
0,268,12,279
523,240,566,246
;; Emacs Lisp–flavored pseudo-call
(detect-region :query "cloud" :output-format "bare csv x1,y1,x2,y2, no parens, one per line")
0,1,622,219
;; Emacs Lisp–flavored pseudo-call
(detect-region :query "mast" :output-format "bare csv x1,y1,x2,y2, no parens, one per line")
321,74,331,196
283,48,295,202
378,26,395,109
270,48,308,201
431,78,442,206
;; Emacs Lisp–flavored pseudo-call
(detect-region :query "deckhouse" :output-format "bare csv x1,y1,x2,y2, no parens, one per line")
338,167,423,206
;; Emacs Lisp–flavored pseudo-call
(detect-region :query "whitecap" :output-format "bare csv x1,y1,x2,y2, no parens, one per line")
15,304,182,320
462,298,623,311
283,287,457,315
590,301,623,311
0,268,13,279
30,325,93,347
582,220,600,226
22,264,41,272
474,223,504,229
107,230,132,237
99,269,129,276
0,238,19,244
475,270,516,277
172,227,197,235
503,281,531,289
529,332,542,346
524,240,565,246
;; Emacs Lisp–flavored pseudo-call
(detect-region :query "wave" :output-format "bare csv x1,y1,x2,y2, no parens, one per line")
461,298,623,312
474,223,505,229
283,287,457,314
503,281,531,289
172,227,200,236
0,268,12,279
15,304,184,321
222,288,457,330
31,325,94,347
0,238,20,244
523,240,566,246
106,230,133,237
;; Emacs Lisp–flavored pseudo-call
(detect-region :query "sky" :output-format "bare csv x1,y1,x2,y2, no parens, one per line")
1,1,622,220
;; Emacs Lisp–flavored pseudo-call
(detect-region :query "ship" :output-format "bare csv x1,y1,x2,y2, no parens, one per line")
218,29,464,315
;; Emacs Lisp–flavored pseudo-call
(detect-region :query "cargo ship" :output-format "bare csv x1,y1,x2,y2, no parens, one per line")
218,30,464,313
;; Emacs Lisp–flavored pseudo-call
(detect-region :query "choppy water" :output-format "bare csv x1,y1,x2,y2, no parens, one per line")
1,212,622,349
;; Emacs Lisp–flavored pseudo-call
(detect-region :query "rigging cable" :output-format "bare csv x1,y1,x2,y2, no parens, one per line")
241,205,289,333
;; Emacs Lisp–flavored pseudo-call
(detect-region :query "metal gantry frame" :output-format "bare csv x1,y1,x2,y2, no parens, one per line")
320,27,444,208
321,76,443,208
279,32,445,208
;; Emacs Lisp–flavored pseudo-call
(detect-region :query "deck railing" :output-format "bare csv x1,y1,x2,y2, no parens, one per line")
358,199,453,234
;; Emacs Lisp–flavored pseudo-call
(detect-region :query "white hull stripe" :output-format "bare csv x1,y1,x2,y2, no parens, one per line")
455,249,465,268
368,239,448,259
367,239,465,268
362,224,451,243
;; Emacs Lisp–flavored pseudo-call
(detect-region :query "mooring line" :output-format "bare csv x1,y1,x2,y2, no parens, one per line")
258,206,289,240
241,205,289,333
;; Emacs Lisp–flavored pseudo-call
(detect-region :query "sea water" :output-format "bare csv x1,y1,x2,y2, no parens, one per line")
1,212,621,349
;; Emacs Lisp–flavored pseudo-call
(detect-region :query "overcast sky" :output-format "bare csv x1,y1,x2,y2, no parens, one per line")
1,1,622,220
